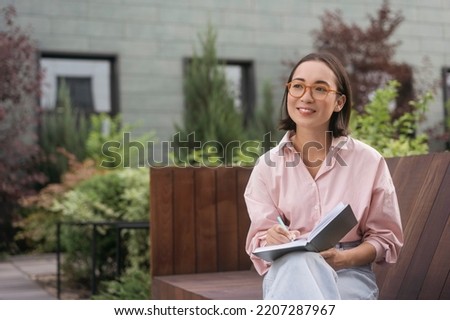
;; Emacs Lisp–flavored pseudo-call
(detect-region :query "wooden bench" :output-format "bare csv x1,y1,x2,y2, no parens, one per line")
150,153,450,299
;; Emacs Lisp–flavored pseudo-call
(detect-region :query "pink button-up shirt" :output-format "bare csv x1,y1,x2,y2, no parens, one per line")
245,131,404,275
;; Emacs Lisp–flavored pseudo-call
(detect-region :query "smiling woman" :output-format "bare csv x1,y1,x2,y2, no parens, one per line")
281,56,349,178
280,53,351,139
245,52,403,300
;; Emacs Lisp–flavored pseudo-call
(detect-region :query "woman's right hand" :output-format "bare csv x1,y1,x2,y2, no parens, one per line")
266,225,300,245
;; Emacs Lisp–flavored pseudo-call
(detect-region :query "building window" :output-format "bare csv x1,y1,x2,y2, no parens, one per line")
40,53,118,115
224,61,255,126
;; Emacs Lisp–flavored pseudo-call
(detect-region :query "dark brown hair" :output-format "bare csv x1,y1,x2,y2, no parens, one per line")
278,52,352,137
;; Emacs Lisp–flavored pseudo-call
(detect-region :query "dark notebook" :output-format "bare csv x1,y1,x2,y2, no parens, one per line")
252,203,357,262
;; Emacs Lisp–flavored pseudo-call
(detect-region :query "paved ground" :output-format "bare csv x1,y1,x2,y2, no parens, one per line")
0,254,57,300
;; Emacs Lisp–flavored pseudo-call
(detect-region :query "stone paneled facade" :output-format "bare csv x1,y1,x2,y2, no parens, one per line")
2,0,450,149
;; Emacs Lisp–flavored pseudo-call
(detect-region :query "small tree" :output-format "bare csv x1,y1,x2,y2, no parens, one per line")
0,5,45,200
173,24,245,165
0,5,45,252
311,0,414,117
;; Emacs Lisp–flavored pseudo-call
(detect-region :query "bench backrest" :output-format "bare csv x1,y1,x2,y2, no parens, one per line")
150,166,253,276
374,153,450,299
150,153,450,299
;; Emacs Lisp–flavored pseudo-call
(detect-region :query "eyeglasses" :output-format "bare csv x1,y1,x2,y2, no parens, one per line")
286,80,342,100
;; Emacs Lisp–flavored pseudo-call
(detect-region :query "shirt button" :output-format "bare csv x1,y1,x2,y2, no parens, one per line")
314,205,319,210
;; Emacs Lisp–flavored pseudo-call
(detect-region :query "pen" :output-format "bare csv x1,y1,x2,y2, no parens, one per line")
277,216,295,242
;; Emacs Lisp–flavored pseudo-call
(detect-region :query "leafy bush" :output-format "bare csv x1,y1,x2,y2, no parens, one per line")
350,81,430,157
55,168,149,221
17,152,104,252
87,113,155,169
92,268,151,300
19,157,150,291
53,168,150,287
174,139,262,167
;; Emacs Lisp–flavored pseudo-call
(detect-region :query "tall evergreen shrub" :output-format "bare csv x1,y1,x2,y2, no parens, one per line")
174,24,245,165
247,81,280,153
38,82,89,182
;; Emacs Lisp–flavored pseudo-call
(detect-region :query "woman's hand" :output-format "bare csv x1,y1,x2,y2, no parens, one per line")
266,224,300,245
320,242,377,270
320,248,347,270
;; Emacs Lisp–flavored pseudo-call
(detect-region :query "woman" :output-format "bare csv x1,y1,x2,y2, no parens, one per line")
245,52,403,299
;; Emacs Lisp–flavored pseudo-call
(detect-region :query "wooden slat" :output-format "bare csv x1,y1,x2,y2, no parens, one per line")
376,154,435,294
379,154,448,299
376,154,439,294
153,271,262,300
419,204,450,299
152,277,207,300
173,168,196,274
441,269,450,299
195,168,218,273
150,167,174,277
390,154,434,226
409,155,450,299
216,168,239,271
237,167,252,270
396,154,450,299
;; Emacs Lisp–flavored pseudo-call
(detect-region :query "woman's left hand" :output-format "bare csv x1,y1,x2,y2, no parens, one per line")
320,248,347,270
320,242,377,270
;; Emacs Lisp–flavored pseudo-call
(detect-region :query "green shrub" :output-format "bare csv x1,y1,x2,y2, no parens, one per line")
253,81,276,136
87,113,155,169
16,155,103,253
173,24,245,165
350,80,430,157
52,168,150,288
247,80,281,151
92,268,151,300
55,168,149,220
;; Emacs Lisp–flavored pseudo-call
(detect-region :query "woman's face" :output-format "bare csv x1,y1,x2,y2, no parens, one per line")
287,60,344,133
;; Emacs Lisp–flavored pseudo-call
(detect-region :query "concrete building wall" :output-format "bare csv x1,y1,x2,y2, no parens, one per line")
2,0,449,147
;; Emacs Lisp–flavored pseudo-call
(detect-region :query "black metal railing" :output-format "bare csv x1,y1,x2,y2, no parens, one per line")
56,221,150,299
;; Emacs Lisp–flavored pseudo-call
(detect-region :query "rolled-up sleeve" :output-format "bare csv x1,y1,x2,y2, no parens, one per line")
362,159,404,263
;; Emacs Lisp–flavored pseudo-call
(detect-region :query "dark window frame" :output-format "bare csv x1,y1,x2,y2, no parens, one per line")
39,51,120,116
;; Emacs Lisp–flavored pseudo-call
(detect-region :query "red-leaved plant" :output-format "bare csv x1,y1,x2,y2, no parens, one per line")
0,5,45,251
